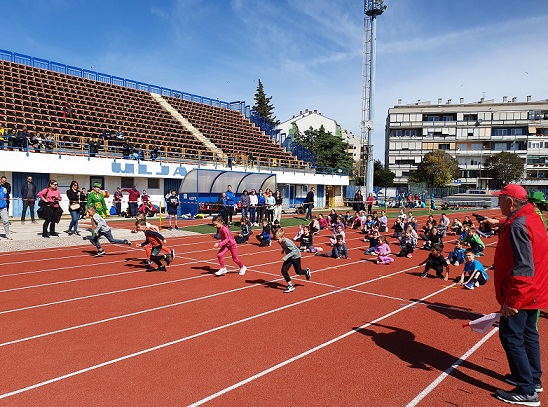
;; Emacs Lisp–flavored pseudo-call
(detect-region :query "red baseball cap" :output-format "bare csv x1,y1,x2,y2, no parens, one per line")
492,184,528,200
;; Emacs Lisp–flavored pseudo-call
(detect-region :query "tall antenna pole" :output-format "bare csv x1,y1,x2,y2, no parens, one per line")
361,0,385,197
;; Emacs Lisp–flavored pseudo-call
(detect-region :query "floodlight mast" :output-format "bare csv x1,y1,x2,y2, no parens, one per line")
361,0,386,197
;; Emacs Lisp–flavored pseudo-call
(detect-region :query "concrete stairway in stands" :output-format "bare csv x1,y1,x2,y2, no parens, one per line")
150,93,226,160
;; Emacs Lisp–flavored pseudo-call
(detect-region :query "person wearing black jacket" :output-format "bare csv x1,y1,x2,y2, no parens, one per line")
304,187,315,220
66,180,81,235
19,175,36,224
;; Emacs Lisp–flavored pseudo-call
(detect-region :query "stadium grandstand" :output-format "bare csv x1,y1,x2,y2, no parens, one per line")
0,49,350,216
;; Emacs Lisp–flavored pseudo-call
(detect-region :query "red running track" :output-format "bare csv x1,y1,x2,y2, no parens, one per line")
0,209,546,406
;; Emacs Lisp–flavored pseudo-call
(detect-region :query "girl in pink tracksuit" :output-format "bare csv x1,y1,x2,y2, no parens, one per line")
212,215,247,276
374,236,394,265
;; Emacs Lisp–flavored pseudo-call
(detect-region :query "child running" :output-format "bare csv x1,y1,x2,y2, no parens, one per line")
212,215,247,276
134,220,172,271
457,249,489,290
419,243,450,280
374,236,393,265
274,229,311,293
134,217,174,266
88,205,131,256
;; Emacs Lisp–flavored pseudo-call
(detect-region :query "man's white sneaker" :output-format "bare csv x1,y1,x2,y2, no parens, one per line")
214,268,228,276
239,266,247,275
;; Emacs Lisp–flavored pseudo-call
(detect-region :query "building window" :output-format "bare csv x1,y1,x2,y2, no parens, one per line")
438,144,450,150
148,178,160,189
121,177,134,189
463,114,478,122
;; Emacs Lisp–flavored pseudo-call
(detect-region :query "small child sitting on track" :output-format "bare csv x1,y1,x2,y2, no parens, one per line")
457,249,488,290
235,216,252,244
317,234,349,259
374,236,393,265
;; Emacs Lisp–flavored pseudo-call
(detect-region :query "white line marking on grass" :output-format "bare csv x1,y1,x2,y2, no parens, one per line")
187,283,457,406
0,266,443,400
405,327,499,407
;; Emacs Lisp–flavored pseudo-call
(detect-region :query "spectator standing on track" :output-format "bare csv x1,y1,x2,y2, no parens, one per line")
37,179,62,238
79,187,88,219
0,176,11,214
419,243,449,280
166,190,179,230
304,187,315,220
274,228,311,293
483,184,548,406
212,215,246,276
274,189,283,223
123,186,140,218
87,206,131,256
353,190,364,212
113,187,123,216
134,220,171,271
21,175,38,225
240,189,250,222
265,190,275,224
457,249,488,290
249,189,258,226
66,180,81,236
366,192,375,214
0,179,11,240
256,188,265,225
225,185,235,226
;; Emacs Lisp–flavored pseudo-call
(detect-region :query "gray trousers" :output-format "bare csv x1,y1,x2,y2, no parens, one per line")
0,207,10,238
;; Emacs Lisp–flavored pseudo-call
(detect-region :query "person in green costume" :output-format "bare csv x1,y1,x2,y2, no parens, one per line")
87,182,108,218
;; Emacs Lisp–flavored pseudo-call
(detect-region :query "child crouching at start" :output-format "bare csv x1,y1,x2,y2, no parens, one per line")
275,229,311,293
135,220,172,271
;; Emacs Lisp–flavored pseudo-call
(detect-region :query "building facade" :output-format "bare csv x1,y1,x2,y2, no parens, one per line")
385,96,548,188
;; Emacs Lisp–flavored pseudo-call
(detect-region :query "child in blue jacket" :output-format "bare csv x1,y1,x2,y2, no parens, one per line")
255,218,271,246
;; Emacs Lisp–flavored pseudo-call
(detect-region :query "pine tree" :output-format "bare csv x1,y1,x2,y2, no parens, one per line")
253,79,278,125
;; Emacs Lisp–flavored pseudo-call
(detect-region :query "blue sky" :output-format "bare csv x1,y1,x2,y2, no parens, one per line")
3,0,548,159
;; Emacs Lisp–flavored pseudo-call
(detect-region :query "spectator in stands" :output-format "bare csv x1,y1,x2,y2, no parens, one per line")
20,175,37,224
63,102,74,118
226,185,236,225
274,189,283,223
116,129,125,141
88,137,100,157
150,146,159,161
31,132,43,153
101,128,112,142
0,122,6,150
7,127,17,151
122,141,131,159
15,127,27,151
124,186,140,217
44,133,55,153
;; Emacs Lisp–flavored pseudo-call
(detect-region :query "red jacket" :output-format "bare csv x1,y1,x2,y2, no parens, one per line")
494,203,548,309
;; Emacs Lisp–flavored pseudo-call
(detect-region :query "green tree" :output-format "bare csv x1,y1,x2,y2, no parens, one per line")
373,160,395,187
294,125,353,171
483,151,524,185
409,150,460,187
252,79,278,125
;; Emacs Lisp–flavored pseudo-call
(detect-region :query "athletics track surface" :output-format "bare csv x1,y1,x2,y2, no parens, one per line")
0,208,546,406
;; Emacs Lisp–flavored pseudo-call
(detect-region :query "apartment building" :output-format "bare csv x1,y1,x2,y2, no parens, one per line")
385,96,548,188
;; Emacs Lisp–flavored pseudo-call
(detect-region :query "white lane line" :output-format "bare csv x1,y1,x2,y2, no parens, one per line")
187,283,457,406
0,275,409,400
406,327,499,407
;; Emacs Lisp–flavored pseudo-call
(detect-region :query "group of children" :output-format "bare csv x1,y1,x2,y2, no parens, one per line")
85,201,492,293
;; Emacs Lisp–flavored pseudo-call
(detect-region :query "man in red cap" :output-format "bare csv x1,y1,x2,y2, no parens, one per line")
484,184,548,405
